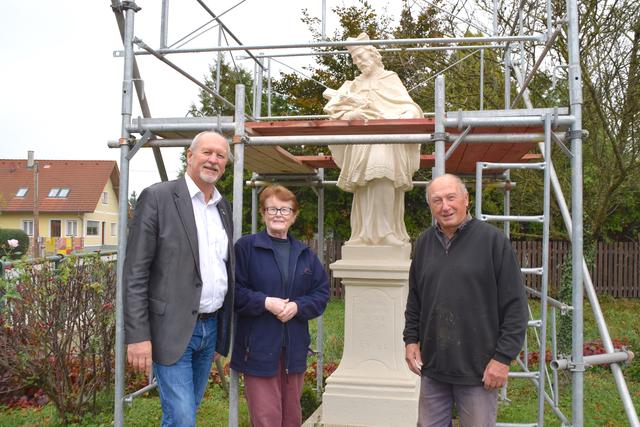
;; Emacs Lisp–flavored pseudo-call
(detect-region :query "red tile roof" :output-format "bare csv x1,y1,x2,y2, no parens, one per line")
0,159,119,213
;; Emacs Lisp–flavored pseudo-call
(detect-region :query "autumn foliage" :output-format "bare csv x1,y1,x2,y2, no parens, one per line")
0,254,116,422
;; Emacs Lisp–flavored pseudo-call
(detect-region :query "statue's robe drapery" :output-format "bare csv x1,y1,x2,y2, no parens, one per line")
324,70,423,193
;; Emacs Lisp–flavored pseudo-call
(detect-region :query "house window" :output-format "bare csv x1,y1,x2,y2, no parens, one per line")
110,223,117,237
16,187,28,197
47,188,70,198
66,220,78,236
50,220,62,238
102,192,109,204
22,220,33,236
87,221,100,236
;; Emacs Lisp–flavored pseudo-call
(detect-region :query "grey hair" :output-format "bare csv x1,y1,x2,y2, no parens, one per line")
425,173,468,204
189,131,234,163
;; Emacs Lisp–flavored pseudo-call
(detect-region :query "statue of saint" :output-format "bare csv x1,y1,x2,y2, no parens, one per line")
323,32,423,246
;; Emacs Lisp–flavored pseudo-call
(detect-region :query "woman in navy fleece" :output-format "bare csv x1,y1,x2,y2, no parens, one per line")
231,185,330,426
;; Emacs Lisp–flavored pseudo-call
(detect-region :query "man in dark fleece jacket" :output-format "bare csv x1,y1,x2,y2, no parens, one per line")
403,173,527,427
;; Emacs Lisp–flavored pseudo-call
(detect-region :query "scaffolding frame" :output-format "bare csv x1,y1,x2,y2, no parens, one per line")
109,1,639,426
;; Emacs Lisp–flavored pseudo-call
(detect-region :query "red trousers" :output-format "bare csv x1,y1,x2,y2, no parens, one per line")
244,356,305,427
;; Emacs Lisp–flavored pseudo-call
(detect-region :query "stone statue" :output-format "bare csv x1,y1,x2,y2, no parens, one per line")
323,32,423,246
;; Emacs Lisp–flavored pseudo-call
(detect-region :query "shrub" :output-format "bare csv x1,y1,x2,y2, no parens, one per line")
0,229,29,260
300,384,321,420
0,369,47,408
0,253,116,423
556,254,573,356
300,360,338,419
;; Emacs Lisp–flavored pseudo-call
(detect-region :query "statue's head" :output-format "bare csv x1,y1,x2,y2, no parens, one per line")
346,32,383,77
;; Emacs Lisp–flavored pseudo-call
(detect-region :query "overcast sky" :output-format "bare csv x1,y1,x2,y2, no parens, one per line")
1,1,404,197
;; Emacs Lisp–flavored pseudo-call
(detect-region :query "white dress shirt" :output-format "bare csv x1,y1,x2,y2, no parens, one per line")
185,174,229,313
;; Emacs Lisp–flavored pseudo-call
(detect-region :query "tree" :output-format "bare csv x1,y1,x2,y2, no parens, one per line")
566,0,640,240
128,191,138,219
484,0,640,240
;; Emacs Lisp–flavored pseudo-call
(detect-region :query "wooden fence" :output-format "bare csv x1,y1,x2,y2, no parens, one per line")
308,240,640,299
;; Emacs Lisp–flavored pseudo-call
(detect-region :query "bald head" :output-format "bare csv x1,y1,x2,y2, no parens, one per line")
426,174,467,204
426,174,470,237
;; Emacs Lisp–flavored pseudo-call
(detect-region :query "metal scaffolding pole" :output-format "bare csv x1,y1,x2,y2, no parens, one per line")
316,167,325,399
153,43,507,59
111,131,569,149
126,120,236,135
504,45,511,110
113,2,138,426
251,173,258,233
321,0,326,40
253,55,264,119
434,76,446,177
229,84,246,427
443,114,574,128
518,3,525,83
536,114,552,426
112,2,168,181
160,0,169,48
250,53,263,235
566,0,585,423
480,49,485,110
267,58,272,117
503,170,510,236
127,34,543,56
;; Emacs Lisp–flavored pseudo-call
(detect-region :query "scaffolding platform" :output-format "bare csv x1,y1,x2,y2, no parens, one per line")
245,109,570,174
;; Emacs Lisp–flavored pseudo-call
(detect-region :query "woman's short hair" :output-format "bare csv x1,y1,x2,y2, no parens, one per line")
259,184,299,213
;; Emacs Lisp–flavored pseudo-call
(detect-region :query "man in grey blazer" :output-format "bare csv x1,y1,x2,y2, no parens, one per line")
124,131,234,426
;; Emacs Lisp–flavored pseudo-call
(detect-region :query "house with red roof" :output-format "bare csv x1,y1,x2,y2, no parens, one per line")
0,159,120,254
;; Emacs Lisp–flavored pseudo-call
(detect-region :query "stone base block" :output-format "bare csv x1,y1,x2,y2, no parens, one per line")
322,377,418,426
321,245,419,426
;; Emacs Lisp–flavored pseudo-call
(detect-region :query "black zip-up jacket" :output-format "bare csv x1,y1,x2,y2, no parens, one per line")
403,219,528,385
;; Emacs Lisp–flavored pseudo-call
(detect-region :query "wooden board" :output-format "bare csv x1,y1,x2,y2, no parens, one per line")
244,145,315,174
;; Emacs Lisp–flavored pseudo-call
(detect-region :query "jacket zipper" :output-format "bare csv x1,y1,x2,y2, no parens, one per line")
283,251,301,375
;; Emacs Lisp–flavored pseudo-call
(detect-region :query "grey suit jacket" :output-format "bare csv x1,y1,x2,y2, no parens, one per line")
123,177,234,365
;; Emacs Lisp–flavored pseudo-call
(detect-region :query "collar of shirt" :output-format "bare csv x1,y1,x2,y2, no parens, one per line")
185,173,222,206
435,213,473,250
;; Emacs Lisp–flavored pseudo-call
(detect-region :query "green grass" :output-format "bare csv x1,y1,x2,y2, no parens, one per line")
497,297,640,426
121,386,250,427
1,297,638,426
0,385,249,427
310,298,345,364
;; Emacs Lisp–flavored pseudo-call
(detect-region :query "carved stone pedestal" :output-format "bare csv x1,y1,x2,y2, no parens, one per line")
320,244,419,426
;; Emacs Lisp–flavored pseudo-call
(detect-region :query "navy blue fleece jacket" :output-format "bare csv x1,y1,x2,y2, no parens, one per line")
231,231,329,377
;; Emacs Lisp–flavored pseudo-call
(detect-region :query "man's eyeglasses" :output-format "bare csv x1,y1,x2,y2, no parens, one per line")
264,207,293,216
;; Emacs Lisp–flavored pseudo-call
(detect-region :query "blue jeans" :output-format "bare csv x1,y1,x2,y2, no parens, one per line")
153,317,217,427
418,375,498,427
